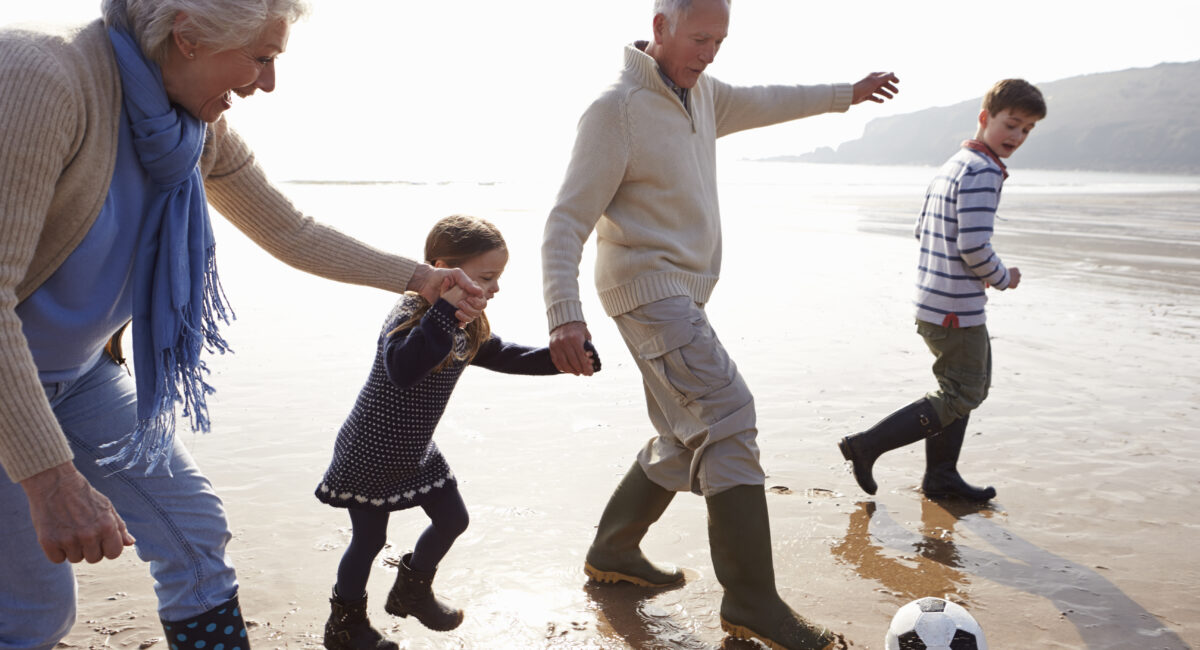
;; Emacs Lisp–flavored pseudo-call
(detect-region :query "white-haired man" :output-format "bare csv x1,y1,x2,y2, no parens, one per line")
541,0,898,648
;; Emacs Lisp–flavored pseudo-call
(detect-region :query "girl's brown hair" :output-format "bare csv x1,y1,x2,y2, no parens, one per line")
387,215,505,372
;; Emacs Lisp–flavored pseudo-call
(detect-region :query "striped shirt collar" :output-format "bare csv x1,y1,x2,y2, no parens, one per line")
962,139,1009,179
658,70,689,107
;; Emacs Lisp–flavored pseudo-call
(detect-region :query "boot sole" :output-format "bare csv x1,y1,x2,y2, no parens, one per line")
384,603,464,631
720,616,842,650
922,486,997,501
583,562,684,587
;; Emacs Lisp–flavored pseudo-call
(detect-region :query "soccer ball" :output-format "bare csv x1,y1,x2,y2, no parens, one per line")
884,597,987,650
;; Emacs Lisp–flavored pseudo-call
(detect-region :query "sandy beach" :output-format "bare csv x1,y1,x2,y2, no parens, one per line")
57,171,1200,649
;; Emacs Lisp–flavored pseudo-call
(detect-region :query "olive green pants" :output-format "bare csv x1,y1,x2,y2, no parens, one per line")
917,319,992,427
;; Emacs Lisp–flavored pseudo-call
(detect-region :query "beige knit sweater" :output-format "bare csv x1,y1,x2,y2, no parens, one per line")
0,20,418,482
543,43,852,332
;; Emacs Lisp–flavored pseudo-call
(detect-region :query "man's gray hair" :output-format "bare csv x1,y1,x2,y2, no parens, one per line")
654,0,729,34
102,0,308,64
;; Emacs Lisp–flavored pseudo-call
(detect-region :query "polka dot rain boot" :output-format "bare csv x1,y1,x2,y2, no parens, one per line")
161,595,248,650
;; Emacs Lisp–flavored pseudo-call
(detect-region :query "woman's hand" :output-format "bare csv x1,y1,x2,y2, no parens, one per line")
409,264,486,325
20,463,136,563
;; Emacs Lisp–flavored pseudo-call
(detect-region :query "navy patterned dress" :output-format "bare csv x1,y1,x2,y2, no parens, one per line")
316,295,564,511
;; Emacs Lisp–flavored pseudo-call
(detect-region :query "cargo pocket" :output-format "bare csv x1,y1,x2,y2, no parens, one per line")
916,319,949,342
635,318,724,406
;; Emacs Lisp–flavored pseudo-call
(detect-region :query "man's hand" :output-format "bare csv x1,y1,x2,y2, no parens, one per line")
549,321,595,376
20,462,135,563
852,72,900,105
1008,267,1022,289
409,264,486,325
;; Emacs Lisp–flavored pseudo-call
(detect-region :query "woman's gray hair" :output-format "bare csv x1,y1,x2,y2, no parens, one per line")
102,0,309,64
653,0,729,34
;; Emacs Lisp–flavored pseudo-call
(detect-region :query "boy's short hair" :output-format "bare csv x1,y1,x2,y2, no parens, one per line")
982,79,1047,119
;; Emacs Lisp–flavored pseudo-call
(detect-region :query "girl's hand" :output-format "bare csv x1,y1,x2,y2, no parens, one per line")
583,340,602,372
410,264,485,325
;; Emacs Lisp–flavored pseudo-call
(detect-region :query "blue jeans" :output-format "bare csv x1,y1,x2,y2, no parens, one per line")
0,355,239,650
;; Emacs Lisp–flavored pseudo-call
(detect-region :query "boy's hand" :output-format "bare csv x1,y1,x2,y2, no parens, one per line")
1008,267,1022,289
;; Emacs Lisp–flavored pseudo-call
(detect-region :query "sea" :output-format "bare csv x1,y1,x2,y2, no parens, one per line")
202,158,1200,472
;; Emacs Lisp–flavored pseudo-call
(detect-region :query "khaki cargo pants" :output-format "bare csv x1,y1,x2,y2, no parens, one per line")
614,296,764,497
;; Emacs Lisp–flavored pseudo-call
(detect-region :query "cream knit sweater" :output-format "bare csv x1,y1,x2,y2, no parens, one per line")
0,20,418,482
542,43,853,331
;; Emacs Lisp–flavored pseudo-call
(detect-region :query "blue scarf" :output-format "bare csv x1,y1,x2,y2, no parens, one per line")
101,26,233,473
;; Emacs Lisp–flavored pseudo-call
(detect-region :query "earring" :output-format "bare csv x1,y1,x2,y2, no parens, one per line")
187,51,195,59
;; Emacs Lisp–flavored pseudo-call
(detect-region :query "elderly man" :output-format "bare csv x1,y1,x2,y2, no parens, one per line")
541,0,898,648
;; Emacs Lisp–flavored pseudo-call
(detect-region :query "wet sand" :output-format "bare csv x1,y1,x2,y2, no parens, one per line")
60,182,1200,649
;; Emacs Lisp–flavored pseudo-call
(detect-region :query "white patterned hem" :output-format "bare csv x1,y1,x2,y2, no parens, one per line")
319,470,456,508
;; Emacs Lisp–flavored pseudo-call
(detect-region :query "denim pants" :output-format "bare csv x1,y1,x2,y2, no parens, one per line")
0,355,239,650
614,296,764,497
917,319,992,427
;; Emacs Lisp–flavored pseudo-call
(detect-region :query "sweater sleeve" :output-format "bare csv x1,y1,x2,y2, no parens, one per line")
709,76,854,138
956,167,1011,290
542,93,630,332
471,336,557,375
201,122,419,294
383,299,458,389
472,337,600,375
0,40,82,481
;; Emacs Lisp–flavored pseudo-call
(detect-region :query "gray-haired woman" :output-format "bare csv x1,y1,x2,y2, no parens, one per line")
0,1,480,648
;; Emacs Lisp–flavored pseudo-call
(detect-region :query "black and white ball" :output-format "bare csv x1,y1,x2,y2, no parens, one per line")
884,597,987,650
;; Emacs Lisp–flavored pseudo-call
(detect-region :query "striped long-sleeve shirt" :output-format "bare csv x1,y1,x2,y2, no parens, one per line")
913,144,1012,328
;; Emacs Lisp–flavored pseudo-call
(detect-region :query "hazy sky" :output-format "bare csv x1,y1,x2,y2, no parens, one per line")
4,0,1199,181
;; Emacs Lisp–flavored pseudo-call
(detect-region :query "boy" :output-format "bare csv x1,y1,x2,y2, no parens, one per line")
839,79,1046,502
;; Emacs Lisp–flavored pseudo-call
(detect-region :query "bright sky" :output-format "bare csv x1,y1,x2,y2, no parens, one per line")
5,0,1199,181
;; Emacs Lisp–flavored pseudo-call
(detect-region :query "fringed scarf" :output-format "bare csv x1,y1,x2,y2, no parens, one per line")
100,26,233,473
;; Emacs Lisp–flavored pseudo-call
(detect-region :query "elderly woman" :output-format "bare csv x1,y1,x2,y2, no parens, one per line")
0,1,480,648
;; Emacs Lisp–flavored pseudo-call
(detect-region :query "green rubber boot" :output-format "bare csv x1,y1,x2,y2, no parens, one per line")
584,462,684,587
707,485,846,650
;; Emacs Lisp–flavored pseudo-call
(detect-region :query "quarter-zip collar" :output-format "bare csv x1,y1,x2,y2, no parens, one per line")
627,41,694,129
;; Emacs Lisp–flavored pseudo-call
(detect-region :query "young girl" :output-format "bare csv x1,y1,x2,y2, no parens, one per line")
315,215,599,649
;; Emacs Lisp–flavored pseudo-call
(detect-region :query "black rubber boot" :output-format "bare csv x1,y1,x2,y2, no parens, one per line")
838,398,942,495
324,587,398,650
584,462,684,587
707,485,847,650
385,553,463,631
922,414,997,501
161,595,250,650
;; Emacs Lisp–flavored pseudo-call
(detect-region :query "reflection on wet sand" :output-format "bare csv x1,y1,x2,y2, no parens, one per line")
831,499,983,607
584,579,708,649
582,572,773,650
834,498,1189,649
